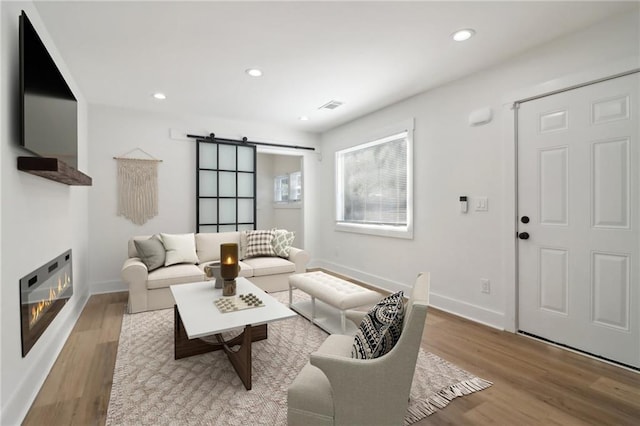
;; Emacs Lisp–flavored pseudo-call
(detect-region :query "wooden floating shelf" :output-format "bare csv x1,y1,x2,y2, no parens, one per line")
17,156,92,186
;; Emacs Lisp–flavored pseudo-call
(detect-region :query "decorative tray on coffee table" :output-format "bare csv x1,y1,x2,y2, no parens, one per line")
213,293,265,313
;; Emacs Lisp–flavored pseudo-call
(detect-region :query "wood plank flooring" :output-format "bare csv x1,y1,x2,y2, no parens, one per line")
23,292,127,426
23,281,639,425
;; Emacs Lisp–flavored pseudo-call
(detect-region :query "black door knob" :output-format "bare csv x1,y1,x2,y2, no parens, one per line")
518,232,530,240
521,216,530,224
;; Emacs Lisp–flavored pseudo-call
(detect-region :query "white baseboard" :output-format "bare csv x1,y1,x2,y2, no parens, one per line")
2,290,90,426
91,279,127,294
429,292,504,330
308,259,505,330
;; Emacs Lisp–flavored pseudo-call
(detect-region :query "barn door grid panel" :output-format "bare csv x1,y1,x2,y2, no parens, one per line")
196,139,257,233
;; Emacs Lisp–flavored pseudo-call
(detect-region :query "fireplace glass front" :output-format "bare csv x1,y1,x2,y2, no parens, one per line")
20,249,73,357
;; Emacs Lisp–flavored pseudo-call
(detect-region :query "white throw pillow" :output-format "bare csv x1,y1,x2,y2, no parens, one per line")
161,233,199,266
239,230,248,260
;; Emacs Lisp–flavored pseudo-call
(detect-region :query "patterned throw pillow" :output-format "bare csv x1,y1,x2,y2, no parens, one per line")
351,291,405,359
272,229,295,258
245,230,276,258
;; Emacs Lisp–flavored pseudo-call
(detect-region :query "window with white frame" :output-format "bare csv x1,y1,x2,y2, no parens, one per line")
274,171,302,203
274,175,289,202
335,124,413,239
289,171,302,202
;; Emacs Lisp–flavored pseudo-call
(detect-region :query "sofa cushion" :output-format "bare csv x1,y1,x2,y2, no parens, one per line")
245,230,276,258
351,291,405,359
200,260,253,277
161,233,199,266
238,261,254,277
146,264,203,290
196,232,240,263
242,256,295,277
134,235,165,272
272,229,295,258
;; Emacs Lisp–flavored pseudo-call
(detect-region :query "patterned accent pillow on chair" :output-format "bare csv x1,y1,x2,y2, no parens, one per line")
271,229,295,258
245,230,276,258
351,291,405,359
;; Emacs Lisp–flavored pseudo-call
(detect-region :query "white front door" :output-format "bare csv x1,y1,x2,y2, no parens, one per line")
517,72,639,369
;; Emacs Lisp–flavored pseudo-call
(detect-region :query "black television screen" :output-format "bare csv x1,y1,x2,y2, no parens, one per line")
20,11,78,170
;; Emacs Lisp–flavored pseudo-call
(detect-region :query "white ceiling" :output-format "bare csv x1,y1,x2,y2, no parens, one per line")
33,1,637,134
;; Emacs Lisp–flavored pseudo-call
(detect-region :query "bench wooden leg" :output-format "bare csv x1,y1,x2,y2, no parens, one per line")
311,296,316,320
289,284,294,306
340,310,346,333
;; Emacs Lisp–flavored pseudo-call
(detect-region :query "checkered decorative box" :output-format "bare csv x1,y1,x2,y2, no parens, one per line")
213,293,265,313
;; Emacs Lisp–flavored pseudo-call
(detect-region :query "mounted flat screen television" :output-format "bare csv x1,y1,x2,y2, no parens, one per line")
20,10,78,170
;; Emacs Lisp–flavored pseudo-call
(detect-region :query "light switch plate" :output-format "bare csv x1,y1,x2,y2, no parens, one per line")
475,197,488,212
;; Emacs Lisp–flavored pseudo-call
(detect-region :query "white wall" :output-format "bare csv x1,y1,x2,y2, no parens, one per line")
88,105,319,293
309,12,640,329
256,153,275,229
272,154,304,246
0,2,91,424
256,153,306,246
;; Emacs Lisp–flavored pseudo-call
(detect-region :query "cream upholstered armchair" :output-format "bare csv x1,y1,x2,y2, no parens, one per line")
287,272,430,426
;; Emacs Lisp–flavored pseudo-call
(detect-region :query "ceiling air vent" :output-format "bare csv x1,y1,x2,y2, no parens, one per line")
318,100,344,110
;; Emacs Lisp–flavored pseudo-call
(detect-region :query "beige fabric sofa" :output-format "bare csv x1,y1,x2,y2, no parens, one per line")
122,231,310,313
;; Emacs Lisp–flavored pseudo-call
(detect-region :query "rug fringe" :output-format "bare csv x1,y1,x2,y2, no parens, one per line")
404,377,493,425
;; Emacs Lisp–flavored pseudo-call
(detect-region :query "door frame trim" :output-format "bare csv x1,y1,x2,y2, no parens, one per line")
515,69,640,105
501,57,640,332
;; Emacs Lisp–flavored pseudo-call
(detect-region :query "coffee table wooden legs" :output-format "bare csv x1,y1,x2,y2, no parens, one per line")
173,306,268,390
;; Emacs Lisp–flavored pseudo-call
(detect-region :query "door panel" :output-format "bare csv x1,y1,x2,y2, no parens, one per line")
518,72,639,368
592,138,629,228
539,247,569,314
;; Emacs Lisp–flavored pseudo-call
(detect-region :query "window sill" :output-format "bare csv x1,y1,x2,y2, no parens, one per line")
335,222,413,239
273,202,302,209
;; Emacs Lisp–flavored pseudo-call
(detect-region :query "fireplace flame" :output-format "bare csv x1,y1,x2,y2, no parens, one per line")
29,271,71,328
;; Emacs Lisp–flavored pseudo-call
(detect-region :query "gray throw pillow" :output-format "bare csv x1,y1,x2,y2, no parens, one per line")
134,236,166,272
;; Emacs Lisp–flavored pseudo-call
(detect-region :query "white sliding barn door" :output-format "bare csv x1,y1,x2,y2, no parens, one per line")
517,72,639,369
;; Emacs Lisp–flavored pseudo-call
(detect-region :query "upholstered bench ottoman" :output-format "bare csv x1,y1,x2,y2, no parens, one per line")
289,271,382,334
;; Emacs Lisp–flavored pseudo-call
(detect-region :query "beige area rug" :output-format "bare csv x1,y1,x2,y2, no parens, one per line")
107,290,491,425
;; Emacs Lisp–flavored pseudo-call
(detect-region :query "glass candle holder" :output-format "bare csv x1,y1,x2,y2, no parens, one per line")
220,243,239,280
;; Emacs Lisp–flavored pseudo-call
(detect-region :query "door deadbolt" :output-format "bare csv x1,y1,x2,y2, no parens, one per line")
521,216,530,224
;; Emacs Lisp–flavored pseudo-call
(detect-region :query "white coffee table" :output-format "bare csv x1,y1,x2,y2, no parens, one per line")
170,277,296,390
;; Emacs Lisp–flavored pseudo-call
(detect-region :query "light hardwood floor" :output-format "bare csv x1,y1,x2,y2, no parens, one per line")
23,284,639,425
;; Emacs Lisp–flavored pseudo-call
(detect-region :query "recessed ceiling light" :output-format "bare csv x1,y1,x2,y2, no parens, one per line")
153,92,166,100
245,68,263,77
452,28,475,42
298,116,309,121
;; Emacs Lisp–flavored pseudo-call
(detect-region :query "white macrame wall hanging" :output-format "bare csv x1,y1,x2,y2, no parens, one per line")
114,148,162,225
